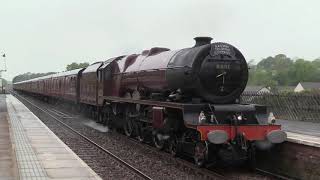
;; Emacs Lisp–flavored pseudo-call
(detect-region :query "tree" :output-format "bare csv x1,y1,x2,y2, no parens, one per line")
312,58,320,69
12,72,56,83
288,59,318,84
248,54,320,87
257,54,293,72
66,62,89,71
274,70,290,86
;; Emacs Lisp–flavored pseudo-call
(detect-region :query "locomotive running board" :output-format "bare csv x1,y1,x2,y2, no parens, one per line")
102,96,205,126
101,96,186,109
101,96,265,126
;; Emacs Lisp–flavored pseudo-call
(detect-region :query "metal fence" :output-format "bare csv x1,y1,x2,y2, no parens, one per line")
241,92,320,122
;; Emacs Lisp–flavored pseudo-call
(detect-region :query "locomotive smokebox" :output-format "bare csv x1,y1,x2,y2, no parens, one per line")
194,36,213,47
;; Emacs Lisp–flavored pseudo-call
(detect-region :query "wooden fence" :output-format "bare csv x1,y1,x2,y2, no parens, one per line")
241,92,320,122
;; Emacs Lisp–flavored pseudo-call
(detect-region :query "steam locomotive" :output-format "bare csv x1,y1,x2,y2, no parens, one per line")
13,37,286,167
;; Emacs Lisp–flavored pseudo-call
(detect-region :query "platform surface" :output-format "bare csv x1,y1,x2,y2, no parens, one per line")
0,95,17,179
278,119,320,137
3,94,102,180
277,119,320,147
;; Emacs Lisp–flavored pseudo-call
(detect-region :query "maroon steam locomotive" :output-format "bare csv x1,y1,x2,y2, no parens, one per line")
13,37,286,167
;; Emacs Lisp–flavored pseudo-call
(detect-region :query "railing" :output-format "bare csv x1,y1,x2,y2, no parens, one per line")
241,92,320,122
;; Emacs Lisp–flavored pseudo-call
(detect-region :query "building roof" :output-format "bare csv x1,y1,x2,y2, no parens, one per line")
277,86,295,92
244,86,270,93
300,82,320,89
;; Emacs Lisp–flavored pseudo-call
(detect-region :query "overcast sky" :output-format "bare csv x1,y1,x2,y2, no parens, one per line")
0,0,319,80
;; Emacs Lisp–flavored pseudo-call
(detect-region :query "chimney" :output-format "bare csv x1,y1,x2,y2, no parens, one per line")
194,36,213,47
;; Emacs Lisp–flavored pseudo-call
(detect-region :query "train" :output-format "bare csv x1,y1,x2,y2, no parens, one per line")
13,37,286,167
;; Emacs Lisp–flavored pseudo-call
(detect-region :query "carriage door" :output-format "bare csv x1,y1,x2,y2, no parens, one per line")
103,64,113,96
97,69,104,104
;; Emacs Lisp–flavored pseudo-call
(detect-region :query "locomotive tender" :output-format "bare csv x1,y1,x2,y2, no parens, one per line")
13,37,286,167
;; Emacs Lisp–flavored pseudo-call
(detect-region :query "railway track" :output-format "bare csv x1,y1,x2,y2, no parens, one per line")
126,134,293,180
12,92,152,180
12,91,291,180
127,137,226,179
255,168,292,180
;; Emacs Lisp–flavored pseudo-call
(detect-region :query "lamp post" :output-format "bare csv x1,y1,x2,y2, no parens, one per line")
0,53,7,93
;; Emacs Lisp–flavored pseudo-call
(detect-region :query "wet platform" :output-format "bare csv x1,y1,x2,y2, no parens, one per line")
0,94,102,180
277,119,320,148
0,95,17,179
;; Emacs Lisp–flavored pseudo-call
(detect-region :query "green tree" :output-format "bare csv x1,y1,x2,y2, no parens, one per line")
66,62,89,71
247,54,320,87
312,58,320,69
12,72,56,83
288,59,318,84
274,70,290,85
251,54,293,86
249,69,278,88
257,54,293,72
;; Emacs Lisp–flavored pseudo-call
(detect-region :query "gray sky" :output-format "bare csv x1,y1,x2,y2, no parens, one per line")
0,0,319,80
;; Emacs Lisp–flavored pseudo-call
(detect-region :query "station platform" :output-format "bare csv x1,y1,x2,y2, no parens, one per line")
277,119,320,148
0,94,102,180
